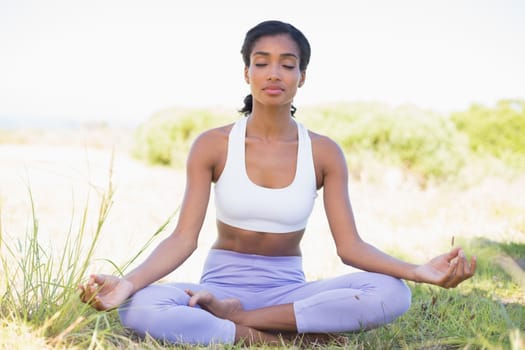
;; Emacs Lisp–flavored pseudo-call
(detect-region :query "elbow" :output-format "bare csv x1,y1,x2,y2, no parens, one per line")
336,241,366,268
336,236,367,268
182,237,198,254
188,239,198,253
336,246,354,266
167,232,198,255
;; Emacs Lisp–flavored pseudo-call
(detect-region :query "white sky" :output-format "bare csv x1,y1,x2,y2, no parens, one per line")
1,0,524,125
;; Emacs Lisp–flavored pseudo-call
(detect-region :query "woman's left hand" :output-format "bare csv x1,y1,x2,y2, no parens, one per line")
413,247,476,288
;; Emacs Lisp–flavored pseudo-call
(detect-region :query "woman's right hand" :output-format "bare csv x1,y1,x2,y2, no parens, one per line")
79,274,134,311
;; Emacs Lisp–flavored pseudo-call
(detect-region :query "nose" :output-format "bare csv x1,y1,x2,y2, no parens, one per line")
267,64,281,81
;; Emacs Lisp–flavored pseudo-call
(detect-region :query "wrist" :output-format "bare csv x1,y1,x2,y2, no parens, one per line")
408,264,423,283
123,275,138,295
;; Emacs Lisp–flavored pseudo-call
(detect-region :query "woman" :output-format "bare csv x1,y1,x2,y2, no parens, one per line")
80,20,476,345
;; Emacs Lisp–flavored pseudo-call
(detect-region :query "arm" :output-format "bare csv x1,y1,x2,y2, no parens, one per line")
316,136,476,288
124,131,215,293
80,129,222,309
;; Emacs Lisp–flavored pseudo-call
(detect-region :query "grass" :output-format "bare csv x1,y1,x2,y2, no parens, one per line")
1,158,524,349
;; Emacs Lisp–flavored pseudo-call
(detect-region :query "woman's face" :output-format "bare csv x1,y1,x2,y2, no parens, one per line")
244,34,306,109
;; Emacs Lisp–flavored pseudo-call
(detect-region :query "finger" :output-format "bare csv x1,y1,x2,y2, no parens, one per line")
470,256,477,275
457,251,476,275
78,285,86,301
80,285,95,304
448,250,467,287
79,285,92,303
460,250,473,277
94,296,110,311
82,289,93,304
88,284,100,300
90,274,108,288
88,275,96,285
442,257,459,288
456,249,467,274
81,287,96,304
91,296,103,311
445,247,462,263
460,255,476,281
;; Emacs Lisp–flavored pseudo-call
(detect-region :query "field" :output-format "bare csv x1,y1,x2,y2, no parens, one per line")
0,122,524,349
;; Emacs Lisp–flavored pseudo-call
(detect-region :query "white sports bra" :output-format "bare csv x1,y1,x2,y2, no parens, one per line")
214,117,318,233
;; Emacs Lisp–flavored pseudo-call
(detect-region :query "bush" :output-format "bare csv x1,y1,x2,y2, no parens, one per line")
302,103,469,181
134,103,472,182
133,108,234,167
451,99,525,168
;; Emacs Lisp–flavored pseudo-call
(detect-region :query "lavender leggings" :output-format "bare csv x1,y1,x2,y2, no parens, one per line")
118,249,411,345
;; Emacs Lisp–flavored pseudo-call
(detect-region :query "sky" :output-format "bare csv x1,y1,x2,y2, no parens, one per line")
1,0,524,126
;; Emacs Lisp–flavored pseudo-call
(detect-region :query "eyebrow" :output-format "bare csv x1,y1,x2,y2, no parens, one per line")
252,51,298,59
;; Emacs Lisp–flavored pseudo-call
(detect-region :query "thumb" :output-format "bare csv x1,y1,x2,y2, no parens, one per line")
93,296,109,311
91,274,108,285
445,247,462,262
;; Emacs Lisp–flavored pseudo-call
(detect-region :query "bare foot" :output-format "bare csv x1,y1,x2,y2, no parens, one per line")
186,289,243,321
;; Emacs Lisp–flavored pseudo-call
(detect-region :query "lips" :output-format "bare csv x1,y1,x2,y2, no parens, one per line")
263,85,285,95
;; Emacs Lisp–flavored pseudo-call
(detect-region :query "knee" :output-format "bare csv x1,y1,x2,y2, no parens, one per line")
377,274,412,317
118,288,154,333
118,284,189,333
118,300,142,334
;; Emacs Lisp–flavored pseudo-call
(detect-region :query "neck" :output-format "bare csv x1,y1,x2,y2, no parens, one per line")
247,104,296,140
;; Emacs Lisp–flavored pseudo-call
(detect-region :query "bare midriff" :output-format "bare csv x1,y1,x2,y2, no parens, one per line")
212,220,304,256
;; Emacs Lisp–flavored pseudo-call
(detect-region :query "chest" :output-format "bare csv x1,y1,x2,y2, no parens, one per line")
244,138,298,189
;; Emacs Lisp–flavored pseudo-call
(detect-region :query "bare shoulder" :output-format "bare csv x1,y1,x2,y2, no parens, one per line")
308,130,346,168
189,123,233,155
193,123,233,146
187,122,234,173
308,130,341,149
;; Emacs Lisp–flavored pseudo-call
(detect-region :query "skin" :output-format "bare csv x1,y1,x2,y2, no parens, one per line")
79,34,477,345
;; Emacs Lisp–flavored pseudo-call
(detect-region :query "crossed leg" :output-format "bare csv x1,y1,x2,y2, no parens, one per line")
119,273,411,345
186,289,342,346
186,272,412,344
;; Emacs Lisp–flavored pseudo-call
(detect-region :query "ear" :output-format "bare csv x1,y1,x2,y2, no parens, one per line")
298,71,306,88
244,66,250,84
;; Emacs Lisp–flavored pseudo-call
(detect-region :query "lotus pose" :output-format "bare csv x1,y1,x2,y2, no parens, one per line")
80,20,476,345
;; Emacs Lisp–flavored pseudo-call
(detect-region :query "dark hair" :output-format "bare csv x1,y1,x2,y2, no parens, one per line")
239,20,311,116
